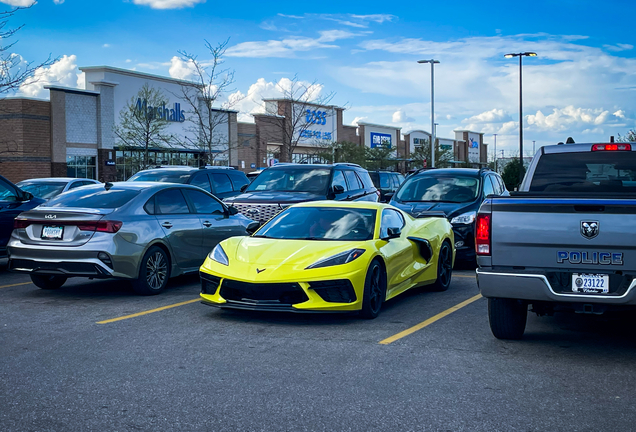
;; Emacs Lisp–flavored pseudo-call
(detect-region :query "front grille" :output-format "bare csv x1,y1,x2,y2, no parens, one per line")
232,203,286,224
309,280,357,303
220,279,308,305
200,273,221,295
546,271,633,296
9,259,104,275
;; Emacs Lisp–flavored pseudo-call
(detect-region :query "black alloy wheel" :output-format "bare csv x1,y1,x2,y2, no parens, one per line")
133,246,170,295
30,274,67,290
360,260,386,319
431,241,453,291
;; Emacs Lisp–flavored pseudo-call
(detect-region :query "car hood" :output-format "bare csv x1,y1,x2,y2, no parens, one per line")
225,191,325,204
390,200,478,219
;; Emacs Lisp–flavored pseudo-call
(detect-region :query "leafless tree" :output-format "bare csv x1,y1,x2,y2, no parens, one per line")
261,75,335,162
176,40,239,166
0,5,55,95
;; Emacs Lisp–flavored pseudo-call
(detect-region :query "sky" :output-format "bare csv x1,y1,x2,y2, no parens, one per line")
2,0,636,158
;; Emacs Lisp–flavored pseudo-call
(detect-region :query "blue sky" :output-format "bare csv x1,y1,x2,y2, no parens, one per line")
3,0,636,156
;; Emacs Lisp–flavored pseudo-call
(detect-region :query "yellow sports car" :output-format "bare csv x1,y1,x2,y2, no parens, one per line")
199,201,454,318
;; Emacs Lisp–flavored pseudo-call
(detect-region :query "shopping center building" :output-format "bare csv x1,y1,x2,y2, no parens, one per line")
0,66,488,183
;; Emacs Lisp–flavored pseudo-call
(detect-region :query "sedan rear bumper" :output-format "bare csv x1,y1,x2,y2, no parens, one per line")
9,258,112,278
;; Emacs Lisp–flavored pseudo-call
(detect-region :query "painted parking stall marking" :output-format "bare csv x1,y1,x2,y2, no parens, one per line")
0,282,32,289
379,294,483,345
97,298,200,324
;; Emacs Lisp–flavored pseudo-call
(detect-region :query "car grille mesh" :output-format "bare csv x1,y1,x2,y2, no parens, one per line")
231,203,285,224
309,280,357,303
200,273,221,295
220,279,308,305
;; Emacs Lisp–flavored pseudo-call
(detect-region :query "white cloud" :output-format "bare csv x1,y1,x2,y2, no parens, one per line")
102,43,111,48
131,0,205,9
19,54,82,98
0,0,36,5
350,14,396,24
352,116,367,125
168,56,197,80
392,110,414,123
614,110,626,118
226,30,359,58
527,106,610,131
603,43,633,52
125,59,132,63
463,109,510,124
54,0,65,4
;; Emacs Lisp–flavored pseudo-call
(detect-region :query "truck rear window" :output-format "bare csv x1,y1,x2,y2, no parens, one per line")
529,152,636,195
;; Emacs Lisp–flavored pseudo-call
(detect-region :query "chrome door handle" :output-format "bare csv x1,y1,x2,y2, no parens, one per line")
161,222,173,229
203,221,212,228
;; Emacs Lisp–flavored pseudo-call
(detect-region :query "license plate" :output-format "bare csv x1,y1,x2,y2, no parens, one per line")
572,273,609,294
41,226,64,240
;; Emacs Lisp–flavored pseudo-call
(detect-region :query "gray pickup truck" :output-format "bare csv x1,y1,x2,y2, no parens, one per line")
477,141,636,339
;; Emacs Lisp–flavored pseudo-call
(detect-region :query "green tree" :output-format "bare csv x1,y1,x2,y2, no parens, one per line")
501,158,526,191
114,84,176,171
365,146,396,170
316,141,366,165
617,129,636,143
409,139,454,169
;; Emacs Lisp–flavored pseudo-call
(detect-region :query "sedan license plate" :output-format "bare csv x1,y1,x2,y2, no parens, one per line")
41,225,64,240
572,273,609,294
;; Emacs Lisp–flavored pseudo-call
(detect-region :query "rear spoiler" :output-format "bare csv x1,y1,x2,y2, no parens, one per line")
413,211,447,219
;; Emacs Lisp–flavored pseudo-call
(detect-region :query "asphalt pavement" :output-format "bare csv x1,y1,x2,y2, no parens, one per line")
1,260,636,431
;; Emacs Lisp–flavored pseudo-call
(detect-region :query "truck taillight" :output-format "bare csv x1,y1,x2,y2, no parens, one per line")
475,213,491,256
592,143,631,151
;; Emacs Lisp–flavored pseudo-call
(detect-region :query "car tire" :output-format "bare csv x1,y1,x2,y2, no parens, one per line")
431,241,453,291
30,274,67,290
488,297,528,340
132,246,170,296
360,260,386,319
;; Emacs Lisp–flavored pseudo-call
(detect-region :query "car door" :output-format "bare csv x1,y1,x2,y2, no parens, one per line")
343,170,364,200
228,171,249,196
183,188,247,254
154,188,205,269
210,173,234,200
330,170,349,200
378,208,414,295
189,172,213,193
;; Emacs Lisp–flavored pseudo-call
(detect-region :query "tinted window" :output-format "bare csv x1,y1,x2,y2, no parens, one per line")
229,172,249,191
128,170,191,184
247,168,331,193
17,182,66,200
380,208,405,238
396,173,405,185
529,152,636,195
379,173,391,189
190,173,212,193
395,175,480,203
344,170,363,190
483,176,495,197
47,187,140,209
257,207,377,241
0,180,18,201
185,189,224,215
156,189,190,214
496,176,507,193
357,171,375,189
369,172,380,188
67,181,84,190
211,173,233,194
331,170,348,191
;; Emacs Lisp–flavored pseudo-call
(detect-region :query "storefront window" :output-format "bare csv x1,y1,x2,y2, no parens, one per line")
67,155,96,179
292,153,328,164
114,149,203,180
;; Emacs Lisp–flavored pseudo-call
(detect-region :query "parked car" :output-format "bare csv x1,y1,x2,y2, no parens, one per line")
224,163,380,225
0,175,45,258
246,169,263,183
390,168,507,264
368,170,406,203
8,182,254,295
16,177,100,201
200,201,454,318
127,166,250,200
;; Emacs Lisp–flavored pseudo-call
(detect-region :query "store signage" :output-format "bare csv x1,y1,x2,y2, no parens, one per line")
371,132,392,149
300,130,332,140
105,160,115,166
250,163,256,169
135,98,185,123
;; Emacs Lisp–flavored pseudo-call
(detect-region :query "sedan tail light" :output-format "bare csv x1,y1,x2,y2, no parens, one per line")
475,213,491,256
13,219,123,233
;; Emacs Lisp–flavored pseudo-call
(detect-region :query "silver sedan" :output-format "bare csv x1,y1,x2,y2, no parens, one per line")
16,177,101,201
8,182,256,295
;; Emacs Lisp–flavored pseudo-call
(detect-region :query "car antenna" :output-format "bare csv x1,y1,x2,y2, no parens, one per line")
105,182,113,191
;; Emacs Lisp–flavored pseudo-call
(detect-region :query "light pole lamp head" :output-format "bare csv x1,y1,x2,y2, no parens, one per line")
417,59,440,64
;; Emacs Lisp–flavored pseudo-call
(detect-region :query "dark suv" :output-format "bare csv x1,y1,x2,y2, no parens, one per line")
390,168,507,263
225,163,379,224
127,166,249,200
369,170,406,203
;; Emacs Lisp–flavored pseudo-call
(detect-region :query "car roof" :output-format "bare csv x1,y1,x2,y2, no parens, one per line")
291,201,395,211
17,177,90,183
411,168,484,177
81,181,198,191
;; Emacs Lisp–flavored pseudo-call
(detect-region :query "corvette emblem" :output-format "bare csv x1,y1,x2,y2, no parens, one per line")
581,221,599,240
256,268,266,274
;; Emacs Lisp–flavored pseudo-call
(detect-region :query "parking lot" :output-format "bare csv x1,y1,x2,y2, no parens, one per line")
1,261,636,431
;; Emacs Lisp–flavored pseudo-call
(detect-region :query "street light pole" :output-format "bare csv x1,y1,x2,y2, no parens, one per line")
418,59,440,168
504,51,537,185
493,133,497,172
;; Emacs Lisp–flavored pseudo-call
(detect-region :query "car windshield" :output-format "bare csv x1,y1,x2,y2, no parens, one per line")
46,187,141,209
128,171,191,184
17,182,66,200
246,168,331,194
256,207,377,241
395,175,480,203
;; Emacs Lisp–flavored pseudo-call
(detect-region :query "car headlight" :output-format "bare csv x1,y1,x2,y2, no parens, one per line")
208,244,229,266
450,211,476,225
306,249,365,270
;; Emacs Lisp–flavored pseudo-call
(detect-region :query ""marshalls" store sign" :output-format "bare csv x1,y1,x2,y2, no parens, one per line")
135,98,185,123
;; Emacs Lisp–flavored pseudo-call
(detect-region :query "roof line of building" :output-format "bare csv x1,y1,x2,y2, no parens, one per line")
356,121,402,130
79,65,195,86
44,85,100,96
262,98,344,110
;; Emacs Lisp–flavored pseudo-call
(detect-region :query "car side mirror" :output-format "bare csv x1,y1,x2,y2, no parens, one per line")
382,226,402,241
240,184,248,193
18,190,33,201
246,221,260,235
384,192,395,200
227,205,239,216
332,185,345,195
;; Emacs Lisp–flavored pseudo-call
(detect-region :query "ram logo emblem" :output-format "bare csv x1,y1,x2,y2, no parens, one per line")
581,221,599,239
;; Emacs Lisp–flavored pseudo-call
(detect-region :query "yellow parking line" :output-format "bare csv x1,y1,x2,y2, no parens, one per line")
453,274,476,278
96,298,200,324
379,294,483,345
0,282,32,289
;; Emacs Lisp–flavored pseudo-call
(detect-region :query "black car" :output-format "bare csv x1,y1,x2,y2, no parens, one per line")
390,168,507,263
225,163,379,224
127,166,250,200
368,170,406,203
0,174,45,258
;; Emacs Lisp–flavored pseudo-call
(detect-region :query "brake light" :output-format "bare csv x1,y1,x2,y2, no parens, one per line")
14,219,30,229
592,143,631,151
77,221,123,233
475,213,491,256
